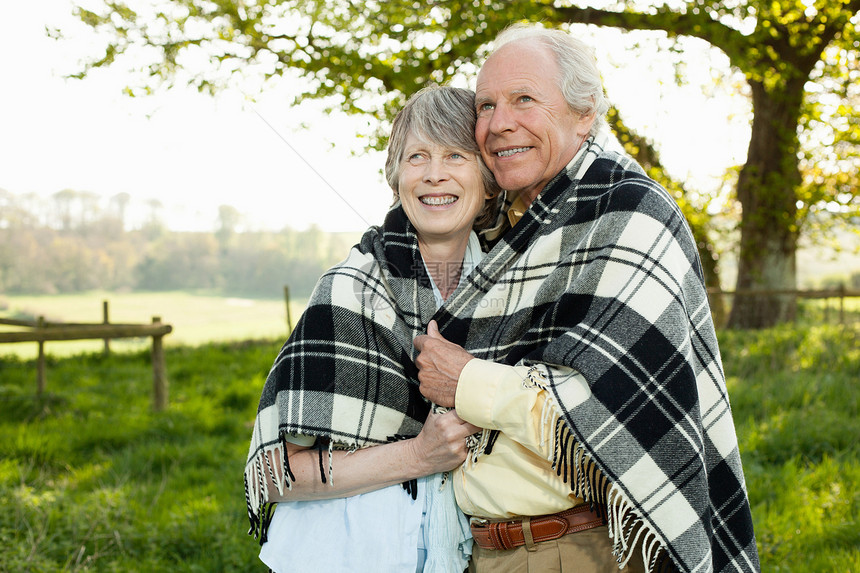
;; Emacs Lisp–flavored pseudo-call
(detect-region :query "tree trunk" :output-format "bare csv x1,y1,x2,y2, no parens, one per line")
728,79,804,328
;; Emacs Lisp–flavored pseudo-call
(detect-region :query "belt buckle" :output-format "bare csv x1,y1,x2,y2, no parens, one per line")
469,517,489,527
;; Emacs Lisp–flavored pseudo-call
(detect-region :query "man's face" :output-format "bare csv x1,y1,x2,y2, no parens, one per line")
475,41,595,205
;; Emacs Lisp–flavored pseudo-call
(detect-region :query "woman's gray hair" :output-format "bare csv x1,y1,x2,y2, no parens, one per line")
490,24,609,135
385,85,501,230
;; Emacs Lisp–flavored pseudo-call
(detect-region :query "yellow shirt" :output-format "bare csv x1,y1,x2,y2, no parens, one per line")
452,359,585,519
506,192,528,228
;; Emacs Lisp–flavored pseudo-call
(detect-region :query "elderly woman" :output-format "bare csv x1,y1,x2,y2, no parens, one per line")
244,86,501,572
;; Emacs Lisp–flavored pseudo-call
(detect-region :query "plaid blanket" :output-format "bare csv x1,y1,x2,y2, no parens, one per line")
244,131,759,572
436,133,760,572
244,205,442,542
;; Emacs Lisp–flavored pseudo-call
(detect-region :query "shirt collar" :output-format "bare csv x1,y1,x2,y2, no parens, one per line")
506,192,528,228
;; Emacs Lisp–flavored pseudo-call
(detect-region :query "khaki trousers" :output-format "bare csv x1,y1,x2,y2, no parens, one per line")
468,525,648,573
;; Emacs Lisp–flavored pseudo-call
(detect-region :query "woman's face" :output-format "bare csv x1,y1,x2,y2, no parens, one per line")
398,133,489,245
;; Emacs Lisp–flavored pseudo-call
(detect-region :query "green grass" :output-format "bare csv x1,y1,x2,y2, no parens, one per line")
0,340,278,572
719,325,860,571
0,291,306,359
0,324,857,571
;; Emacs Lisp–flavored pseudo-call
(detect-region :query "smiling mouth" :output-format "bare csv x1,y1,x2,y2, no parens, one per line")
496,147,531,157
420,195,458,206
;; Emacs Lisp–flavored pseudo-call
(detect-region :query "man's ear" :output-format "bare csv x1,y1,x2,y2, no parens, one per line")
576,105,597,136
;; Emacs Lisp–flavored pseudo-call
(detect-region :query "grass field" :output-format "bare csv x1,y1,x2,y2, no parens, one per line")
0,317,857,570
0,291,306,359
0,339,275,572
2,291,855,360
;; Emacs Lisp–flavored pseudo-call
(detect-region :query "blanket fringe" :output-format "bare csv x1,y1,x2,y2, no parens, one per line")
245,432,338,545
467,427,497,466
546,407,670,573
246,433,418,545
244,432,297,545
517,364,674,572
402,478,419,500
315,440,335,485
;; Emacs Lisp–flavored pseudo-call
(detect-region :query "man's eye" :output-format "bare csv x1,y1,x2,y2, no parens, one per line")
478,103,495,112
518,95,533,103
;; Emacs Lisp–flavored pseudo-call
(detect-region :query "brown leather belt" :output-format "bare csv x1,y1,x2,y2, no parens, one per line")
469,504,607,551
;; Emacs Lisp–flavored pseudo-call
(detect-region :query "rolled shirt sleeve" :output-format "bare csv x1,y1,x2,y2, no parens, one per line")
452,359,585,519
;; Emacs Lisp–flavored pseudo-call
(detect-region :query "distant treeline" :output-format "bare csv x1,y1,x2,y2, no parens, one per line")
0,220,358,298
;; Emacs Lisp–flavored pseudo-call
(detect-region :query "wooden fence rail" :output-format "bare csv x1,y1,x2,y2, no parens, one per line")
707,286,860,325
0,309,172,411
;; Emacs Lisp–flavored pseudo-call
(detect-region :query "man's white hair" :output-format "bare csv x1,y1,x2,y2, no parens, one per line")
489,24,610,135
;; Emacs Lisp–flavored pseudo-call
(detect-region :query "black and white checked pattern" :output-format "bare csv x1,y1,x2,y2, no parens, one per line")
434,135,760,572
244,205,441,543
244,133,758,571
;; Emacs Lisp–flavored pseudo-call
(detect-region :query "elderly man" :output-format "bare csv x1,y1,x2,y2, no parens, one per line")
413,24,759,573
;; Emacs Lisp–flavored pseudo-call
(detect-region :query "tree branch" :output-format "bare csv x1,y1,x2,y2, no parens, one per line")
795,0,860,74
551,4,750,66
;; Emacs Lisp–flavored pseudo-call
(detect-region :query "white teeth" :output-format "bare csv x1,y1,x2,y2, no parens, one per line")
420,195,457,206
497,147,530,157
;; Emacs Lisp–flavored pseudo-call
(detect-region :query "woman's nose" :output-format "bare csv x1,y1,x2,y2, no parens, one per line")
423,157,450,184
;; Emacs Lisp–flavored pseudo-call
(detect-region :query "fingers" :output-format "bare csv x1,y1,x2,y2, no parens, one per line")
419,379,456,408
414,322,469,409
447,409,481,435
435,409,479,438
414,321,447,352
415,409,483,473
463,422,481,435
427,319,441,338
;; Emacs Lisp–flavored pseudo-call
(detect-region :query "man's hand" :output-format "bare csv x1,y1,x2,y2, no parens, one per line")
413,320,474,407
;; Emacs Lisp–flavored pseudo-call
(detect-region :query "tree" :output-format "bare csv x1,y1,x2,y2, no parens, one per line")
142,197,165,238
215,204,242,251
109,192,132,231
77,190,102,230
52,188,78,232
550,1,860,328
68,0,860,327
135,232,220,290
0,188,38,229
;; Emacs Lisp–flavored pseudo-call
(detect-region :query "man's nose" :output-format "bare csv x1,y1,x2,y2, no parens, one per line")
488,102,515,133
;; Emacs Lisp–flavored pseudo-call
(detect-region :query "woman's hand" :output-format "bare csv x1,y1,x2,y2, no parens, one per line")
408,408,480,475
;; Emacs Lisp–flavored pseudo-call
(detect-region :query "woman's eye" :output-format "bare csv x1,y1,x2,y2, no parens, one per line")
407,153,427,165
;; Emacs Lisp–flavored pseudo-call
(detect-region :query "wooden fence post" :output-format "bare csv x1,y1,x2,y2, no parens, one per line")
284,285,293,335
36,316,46,395
839,284,846,324
151,316,168,411
103,300,111,356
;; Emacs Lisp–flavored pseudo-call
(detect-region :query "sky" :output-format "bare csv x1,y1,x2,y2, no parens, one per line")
0,1,752,234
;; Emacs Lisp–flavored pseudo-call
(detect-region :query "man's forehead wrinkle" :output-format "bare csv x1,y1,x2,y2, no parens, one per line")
476,85,535,99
